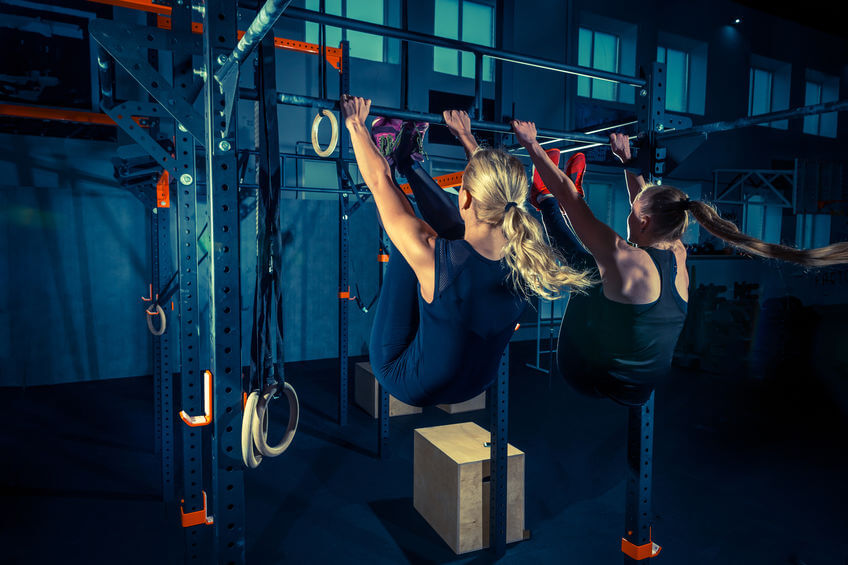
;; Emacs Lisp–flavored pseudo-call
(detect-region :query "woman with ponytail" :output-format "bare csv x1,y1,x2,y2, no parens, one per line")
513,120,848,406
340,96,591,406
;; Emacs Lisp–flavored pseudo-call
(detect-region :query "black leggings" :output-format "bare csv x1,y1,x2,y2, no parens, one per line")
367,162,466,405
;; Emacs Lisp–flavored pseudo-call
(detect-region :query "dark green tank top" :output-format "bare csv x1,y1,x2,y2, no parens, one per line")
559,247,688,389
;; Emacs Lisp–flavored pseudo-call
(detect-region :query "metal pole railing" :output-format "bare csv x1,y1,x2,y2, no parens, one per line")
274,92,612,144
282,7,646,88
659,99,848,139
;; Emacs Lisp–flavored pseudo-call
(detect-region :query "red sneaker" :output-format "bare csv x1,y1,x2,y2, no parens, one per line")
565,152,586,198
530,148,561,210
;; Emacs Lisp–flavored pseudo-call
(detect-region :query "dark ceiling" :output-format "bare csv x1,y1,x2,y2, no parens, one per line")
732,0,848,40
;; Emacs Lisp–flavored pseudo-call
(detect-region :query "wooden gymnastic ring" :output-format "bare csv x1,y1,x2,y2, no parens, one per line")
146,304,166,336
241,391,263,469
252,382,299,457
311,109,339,158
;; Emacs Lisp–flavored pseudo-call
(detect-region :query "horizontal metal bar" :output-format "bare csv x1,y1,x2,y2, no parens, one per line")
0,103,114,125
275,92,611,144
660,99,848,139
282,7,645,88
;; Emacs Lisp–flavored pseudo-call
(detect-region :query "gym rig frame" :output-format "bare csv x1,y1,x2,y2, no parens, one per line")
1,0,844,562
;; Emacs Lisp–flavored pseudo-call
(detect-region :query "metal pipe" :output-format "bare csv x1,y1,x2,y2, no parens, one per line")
660,99,848,139
214,0,294,85
283,7,646,88
276,92,612,144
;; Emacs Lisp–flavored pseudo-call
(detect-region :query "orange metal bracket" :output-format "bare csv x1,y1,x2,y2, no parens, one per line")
0,103,114,125
179,370,213,427
399,171,463,195
377,254,389,263
621,532,661,561
180,491,214,528
156,170,170,208
338,287,356,300
89,0,169,15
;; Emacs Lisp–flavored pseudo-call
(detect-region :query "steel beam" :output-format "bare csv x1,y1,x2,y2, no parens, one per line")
489,345,510,558
283,7,645,87
203,1,246,563
274,92,610,144
659,98,848,139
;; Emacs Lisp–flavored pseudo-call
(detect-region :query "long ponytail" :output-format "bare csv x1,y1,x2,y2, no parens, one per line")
689,200,848,267
638,184,848,267
463,148,594,299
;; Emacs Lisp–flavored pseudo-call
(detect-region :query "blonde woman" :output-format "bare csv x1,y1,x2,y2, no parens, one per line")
512,120,848,405
340,96,591,405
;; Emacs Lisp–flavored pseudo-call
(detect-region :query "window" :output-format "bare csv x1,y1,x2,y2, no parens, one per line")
433,0,495,81
584,180,630,239
578,29,620,101
656,32,707,115
743,195,782,243
748,55,791,129
796,214,831,248
803,69,839,138
305,0,397,63
576,13,637,104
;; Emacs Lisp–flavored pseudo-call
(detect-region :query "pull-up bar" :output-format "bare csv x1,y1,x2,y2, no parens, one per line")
281,7,646,88
273,92,612,145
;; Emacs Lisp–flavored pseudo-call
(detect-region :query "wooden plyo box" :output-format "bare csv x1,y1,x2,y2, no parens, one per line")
354,362,422,418
413,422,525,554
436,391,486,414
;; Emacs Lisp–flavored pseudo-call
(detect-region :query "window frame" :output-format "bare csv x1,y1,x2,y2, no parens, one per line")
432,0,496,82
304,0,393,63
577,27,622,102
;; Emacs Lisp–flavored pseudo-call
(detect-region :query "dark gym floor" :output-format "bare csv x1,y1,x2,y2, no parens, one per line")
1,341,846,564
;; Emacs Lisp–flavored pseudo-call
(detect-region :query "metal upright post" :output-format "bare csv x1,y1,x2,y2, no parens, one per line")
489,344,510,558
622,392,661,563
377,228,390,458
636,62,667,185
474,53,484,120
203,2,246,563
151,204,175,505
337,40,351,426
168,4,204,557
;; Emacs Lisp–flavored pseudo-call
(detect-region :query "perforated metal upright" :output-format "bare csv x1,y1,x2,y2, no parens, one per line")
337,41,351,426
489,345,510,558
202,2,246,563
637,62,667,185
622,392,659,563
377,227,391,458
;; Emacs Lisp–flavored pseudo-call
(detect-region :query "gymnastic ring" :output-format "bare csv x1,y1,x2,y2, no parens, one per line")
146,304,166,336
252,382,299,457
241,391,263,469
311,109,339,158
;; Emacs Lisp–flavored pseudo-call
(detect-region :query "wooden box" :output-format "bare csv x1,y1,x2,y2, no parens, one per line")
413,422,525,554
437,391,486,414
354,362,422,418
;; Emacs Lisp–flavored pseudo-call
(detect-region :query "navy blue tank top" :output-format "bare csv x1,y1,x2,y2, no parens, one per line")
559,247,687,400
408,238,527,405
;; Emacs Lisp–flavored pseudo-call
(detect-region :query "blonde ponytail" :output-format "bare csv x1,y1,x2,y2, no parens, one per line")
463,148,594,300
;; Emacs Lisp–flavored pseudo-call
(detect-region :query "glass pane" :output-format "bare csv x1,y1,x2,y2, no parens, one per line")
347,0,383,23
803,81,822,134
593,31,618,72
461,51,474,79
577,76,590,97
665,48,688,112
657,46,666,63
592,32,618,101
434,46,459,75
750,68,772,116
463,1,494,46
745,195,766,239
585,183,613,225
435,0,459,39
578,28,592,67
305,21,318,44
347,31,383,61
